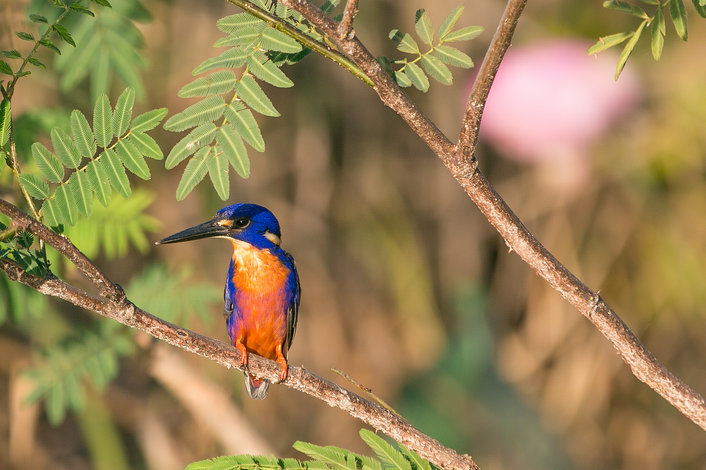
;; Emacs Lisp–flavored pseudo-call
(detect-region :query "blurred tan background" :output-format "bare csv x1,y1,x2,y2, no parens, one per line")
2,0,706,469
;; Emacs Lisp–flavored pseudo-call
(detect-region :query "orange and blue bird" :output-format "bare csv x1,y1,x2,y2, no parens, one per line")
157,203,300,399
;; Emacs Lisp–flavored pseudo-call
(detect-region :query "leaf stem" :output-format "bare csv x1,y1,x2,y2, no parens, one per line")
6,6,72,100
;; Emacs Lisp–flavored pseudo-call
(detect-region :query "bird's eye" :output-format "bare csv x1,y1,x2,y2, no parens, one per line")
233,217,250,229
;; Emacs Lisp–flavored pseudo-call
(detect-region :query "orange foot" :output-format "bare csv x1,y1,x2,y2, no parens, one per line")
275,343,288,381
234,338,248,368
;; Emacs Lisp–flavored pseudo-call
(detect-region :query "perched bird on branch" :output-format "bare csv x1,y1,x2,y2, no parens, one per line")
157,203,300,399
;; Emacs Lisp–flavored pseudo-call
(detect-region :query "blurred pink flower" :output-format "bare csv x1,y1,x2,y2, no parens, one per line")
478,39,641,164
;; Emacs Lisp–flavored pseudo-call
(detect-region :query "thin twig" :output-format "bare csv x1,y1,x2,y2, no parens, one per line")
225,0,373,86
455,0,527,163
0,198,478,470
337,0,358,39
277,0,706,432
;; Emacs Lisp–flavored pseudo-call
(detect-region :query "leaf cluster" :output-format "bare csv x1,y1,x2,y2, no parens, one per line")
58,189,160,260
187,429,440,470
52,0,151,100
1,0,109,98
125,264,221,328
23,321,134,425
379,7,482,92
589,0,706,79
0,224,49,276
163,1,308,201
0,269,47,324
20,87,166,228
17,263,221,425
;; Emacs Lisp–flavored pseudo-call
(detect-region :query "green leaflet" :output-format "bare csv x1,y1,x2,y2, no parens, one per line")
0,99,11,147
394,70,412,88
19,174,50,199
420,55,452,85
259,27,302,53
587,31,632,55
86,158,112,207
246,53,294,88
51,127,81,169
130,108,168,133
67,171,93,217
115,139,150,180
433,45,473,68
53,183,78,226
176,147,210,200
178,70,238,98
404,62,429,92
438,6,464,40
442,25,483,42
217,13,265,34
217,123,250,178
235,75,280,117
93,94,113,148
604,0,648,18
398,445,431,470
206,149,230,200
615,20,646,79
101,148,131,198
165,122,217,169
128,132,162,159
163,95,225,132
192,47,251,75
292,442,353,470
651,6,666,60
70,110,96,159
395,32,420,54
669,0,688,40
359,430,411,470
414,9,434,46
224,104,265,151
112,87,136,137
32,142,64,183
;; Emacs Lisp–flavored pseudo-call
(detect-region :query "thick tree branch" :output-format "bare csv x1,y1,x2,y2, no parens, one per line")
456,0,526,162
0,198,478,470
277,0,706,431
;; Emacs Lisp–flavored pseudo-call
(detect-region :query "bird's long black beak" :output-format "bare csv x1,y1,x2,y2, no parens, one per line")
155,218,229,245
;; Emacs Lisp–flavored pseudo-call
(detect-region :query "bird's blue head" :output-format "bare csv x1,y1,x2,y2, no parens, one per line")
156,203,283,249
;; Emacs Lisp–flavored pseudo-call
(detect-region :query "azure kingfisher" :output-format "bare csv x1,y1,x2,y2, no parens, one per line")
156,203,300,399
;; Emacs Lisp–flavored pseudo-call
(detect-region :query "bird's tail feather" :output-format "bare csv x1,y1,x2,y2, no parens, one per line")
244,373,270,399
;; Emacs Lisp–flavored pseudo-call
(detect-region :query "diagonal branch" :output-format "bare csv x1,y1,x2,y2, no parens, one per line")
456,0,527,163
0,198,123,301
0,198,478,470
276,0,706,431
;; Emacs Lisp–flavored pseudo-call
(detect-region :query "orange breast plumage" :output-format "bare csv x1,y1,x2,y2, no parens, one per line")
227,240,292,360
